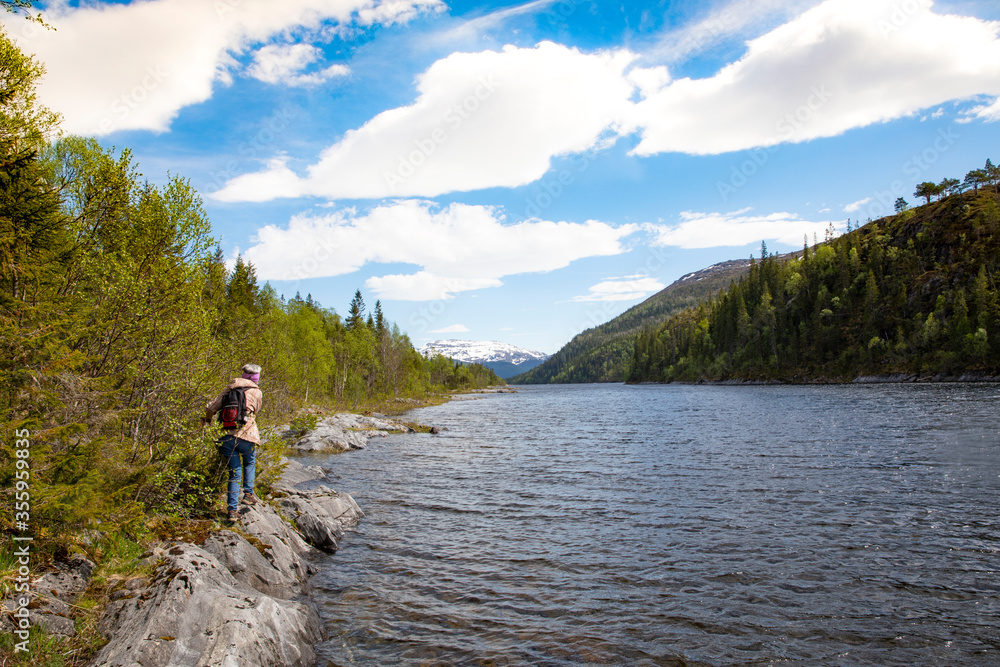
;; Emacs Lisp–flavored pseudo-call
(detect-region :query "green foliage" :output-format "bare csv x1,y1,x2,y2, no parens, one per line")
627,185,1000,383
0,30,489,565
288,412,319,436
424,353,504,389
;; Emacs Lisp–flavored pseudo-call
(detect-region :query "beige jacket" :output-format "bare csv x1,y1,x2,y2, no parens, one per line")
205,377,262,444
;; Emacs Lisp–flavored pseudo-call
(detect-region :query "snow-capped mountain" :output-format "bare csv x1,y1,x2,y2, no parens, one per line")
419,340,550,379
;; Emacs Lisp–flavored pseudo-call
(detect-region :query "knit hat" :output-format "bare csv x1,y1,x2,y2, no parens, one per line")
241,363,261,382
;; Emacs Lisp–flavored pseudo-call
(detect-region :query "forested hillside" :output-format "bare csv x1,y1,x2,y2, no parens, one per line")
0,29,499,563
513,259,753,383
627,181,1000,383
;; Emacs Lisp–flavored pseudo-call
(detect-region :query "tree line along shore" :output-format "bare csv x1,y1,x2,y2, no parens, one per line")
626,181,1000,383
514,167,1000,385
0,26,501,664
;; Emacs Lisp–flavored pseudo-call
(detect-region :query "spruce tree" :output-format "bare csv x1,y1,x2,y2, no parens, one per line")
347,288,365,330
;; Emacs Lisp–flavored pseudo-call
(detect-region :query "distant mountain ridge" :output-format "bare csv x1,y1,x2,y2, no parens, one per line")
419,340,550,379
511,259,756,384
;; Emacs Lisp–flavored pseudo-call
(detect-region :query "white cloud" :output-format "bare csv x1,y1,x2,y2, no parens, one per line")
651,210,837,249
366,272,503,301
243,200,639,300
573,276,667,302
248,44,349,87
428,324,471,333
6,0,443,136
630,0,1000,155
844,197,873,213
964,96,1000,122
212,41,637,201
647,0,820,63
213,0,1000,202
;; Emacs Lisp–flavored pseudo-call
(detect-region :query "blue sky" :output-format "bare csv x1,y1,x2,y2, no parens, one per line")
7,0,1000,353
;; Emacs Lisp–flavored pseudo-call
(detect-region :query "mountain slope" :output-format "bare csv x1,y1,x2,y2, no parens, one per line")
628,190,1000,382
420,340,550,379
512,259,755,383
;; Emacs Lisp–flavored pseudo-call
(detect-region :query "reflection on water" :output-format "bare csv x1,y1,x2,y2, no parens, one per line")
302,384,1000,666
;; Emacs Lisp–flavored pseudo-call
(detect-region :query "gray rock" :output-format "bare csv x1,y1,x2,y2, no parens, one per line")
202,530,305,599
90,460,366,666
34,555,95,601
274,460,365,552
289,413,409,452
233,502,318,582
279,500,343,552
277,459,332,492
90,543,322,667
9,555,97,638
29,610,75,637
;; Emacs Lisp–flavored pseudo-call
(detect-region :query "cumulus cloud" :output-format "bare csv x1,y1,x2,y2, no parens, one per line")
651,210,837,249
212,41,637,201
573,276,667,302
212,0,1000,202
844,197,873,213
629,0,1000,155
248,44,349,87
242,200,639,299
6,0,443,135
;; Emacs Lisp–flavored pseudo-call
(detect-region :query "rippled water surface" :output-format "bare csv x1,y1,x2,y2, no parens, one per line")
303,384,1000,666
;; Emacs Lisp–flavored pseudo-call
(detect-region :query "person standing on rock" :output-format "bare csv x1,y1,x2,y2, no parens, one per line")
203,363,263,522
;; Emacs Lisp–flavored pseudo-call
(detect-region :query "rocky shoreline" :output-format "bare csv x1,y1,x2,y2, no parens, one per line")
89,458,364,666
5,398,492,663
79,409,442,665
4,420,398,666
285,412,420,453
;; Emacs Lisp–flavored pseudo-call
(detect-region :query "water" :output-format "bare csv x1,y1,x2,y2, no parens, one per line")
301,384,1000,666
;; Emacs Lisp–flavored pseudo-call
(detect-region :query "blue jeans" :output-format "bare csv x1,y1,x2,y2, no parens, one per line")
218,435,255,512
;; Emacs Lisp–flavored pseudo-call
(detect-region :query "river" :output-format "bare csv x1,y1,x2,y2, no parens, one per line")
299,383,1000,666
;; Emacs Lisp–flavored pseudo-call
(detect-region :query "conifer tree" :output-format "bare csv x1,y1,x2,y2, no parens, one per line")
347,288,365,330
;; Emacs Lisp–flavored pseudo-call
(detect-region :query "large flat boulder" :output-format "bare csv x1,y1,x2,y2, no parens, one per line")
91,544,322,667
202,530,304,600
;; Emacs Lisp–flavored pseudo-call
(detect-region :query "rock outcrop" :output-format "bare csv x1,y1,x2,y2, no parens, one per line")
21,555,95,638
289,412,413,452
89,457,363,667
91,543,323,667
275,459,365,552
